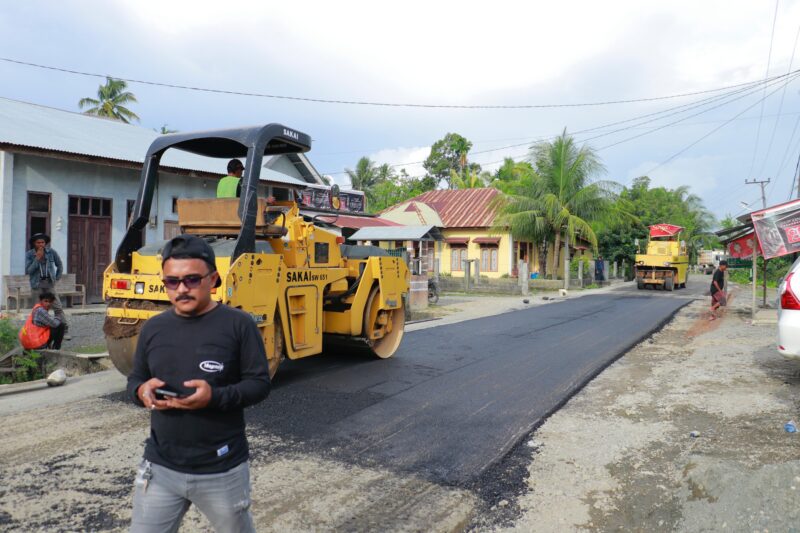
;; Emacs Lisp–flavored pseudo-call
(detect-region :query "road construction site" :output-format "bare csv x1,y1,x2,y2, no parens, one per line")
1,276,796,532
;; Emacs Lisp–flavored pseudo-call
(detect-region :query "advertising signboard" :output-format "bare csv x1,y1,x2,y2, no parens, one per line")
751,199,800,259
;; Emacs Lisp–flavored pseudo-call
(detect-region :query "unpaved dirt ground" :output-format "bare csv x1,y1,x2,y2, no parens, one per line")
498,288,800,532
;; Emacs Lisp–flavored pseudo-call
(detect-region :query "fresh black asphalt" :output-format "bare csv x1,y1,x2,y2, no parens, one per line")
247,290,692,485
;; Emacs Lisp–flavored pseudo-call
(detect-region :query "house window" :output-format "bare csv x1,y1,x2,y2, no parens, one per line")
480,246,499,272
171,197,179,214
69,196,111,217
27,191,51,245
450,246,468,271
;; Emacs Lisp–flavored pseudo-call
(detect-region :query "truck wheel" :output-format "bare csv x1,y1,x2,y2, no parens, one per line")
636,280,644,290
665,278,674,291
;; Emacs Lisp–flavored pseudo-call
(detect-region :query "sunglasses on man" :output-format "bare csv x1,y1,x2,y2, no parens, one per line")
162,271,215,290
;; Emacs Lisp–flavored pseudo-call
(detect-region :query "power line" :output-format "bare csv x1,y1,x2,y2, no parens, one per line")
1,55,799,110
638,71,798,180
760,22,800,178
746,0,780,179
324,74,794,175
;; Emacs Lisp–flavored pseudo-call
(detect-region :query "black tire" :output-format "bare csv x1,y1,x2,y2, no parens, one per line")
636,280,645,290
665,277,674,291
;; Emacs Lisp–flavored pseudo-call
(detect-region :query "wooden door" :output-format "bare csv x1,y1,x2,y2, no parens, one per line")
68,196,112,302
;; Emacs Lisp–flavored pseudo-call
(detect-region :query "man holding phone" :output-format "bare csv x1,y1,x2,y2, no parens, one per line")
127,234,270,532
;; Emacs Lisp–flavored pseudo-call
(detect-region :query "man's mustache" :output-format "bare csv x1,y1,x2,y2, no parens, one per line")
176,295,195,302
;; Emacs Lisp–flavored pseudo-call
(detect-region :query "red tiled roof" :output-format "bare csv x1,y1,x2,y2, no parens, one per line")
406,188,499,228
315,214,401,229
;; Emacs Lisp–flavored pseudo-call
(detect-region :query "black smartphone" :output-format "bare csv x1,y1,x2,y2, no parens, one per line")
154,387,185,400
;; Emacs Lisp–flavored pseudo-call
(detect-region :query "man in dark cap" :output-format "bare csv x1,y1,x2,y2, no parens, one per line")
127,234,269,533
24,233,68,338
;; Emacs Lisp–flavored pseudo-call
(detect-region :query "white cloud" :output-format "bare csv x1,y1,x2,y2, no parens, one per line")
368,146,430,179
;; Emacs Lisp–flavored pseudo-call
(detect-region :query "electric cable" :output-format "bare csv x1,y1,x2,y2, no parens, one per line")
0,55,798,109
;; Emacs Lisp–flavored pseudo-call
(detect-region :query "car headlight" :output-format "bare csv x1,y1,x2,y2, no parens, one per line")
135,282,145,295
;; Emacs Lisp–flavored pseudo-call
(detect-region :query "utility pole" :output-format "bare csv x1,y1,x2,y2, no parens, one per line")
745,178,770,311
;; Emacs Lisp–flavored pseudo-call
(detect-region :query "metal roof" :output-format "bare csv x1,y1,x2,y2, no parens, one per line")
349,225,444,241
0,97,307,187
402,188,499,228
310,213,400,229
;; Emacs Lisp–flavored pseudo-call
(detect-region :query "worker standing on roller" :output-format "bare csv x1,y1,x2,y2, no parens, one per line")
216,159,244,198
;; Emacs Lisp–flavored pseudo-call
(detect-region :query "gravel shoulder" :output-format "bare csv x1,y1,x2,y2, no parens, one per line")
498,286,800,531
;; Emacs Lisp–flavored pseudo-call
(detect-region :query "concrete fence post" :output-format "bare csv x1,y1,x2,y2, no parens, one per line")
519,261,529,296
621,260,626,280
464,260,471,292
613,261,618,279
578,260,583,283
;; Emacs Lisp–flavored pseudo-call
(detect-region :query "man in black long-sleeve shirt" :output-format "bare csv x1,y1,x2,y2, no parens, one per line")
127,235,269,532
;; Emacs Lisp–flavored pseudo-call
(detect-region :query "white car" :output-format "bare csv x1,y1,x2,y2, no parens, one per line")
777,256,800,359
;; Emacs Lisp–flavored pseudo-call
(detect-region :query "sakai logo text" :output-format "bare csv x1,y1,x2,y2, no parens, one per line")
148,284,166,293
283,128,299,141
200,360,224,373
286,271,327,283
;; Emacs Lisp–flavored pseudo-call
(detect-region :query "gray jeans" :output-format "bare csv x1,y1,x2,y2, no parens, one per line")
37,280,68,333
130,460,255,533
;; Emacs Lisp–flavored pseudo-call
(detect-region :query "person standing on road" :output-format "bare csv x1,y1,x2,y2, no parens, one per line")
709,260,728,320
127,234,270,533
24,233,68,339
216,159,244,198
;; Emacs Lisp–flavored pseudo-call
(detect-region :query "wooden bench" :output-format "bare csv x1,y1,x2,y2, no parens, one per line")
4,273,86,312
55,273,86,309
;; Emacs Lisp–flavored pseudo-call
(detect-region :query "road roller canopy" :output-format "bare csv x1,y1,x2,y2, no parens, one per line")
115,124,312,273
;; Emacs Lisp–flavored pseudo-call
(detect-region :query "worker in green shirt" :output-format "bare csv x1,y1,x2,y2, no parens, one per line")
217,159,244,198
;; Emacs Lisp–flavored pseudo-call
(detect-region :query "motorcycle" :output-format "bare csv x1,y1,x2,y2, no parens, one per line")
428,277,440,304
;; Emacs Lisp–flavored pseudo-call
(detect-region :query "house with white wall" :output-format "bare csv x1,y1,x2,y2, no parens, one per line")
0,97,328,304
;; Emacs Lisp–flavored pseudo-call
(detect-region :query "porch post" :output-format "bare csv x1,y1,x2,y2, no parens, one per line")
0,151,13,305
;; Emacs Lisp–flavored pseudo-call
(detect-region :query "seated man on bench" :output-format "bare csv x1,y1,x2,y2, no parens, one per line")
18,291,65,350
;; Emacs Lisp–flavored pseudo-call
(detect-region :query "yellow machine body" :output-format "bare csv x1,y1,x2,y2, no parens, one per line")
104,200,409,377
634,234,689,291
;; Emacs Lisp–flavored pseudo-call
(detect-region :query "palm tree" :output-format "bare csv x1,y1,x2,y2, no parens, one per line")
450,169,485,189
494,131,626,287
158,124,178,134
345,157,379,191
78,77,140,123
450,136,472,176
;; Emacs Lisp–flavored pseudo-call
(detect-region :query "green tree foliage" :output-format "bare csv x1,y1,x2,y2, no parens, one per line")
423,133,481,188
494,131,625,279
369,170,437,213
78,77,140,123
450,168,485,189
598,176,717,264
491,158,536,195
157,124,178,134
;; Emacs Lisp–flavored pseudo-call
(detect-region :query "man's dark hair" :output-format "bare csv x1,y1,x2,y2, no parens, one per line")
39,291,56,302
719,260,728,266
227,159,244,174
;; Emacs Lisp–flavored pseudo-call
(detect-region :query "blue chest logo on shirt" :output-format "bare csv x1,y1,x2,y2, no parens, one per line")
200,360,224,373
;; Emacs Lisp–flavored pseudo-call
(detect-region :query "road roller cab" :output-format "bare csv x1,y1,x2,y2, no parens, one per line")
104,125,410,377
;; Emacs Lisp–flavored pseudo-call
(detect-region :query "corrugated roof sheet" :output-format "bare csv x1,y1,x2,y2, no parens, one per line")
0,97,306,187
313,214,401,230
406,188,499,228
349,225,443,241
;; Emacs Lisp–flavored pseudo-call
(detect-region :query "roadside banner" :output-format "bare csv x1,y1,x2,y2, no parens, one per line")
750,199,800,259
727,231,758,259
649,224,683,238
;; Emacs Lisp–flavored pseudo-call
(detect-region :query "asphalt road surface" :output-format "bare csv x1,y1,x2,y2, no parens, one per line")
248,284,696,486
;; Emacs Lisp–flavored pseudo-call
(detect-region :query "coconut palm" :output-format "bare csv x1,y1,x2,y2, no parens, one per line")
78,77,140,123
494,131,627,286
450,168,485,189
345,157,379,191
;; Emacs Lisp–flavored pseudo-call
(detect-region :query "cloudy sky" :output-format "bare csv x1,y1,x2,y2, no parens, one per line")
2,1,800,222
